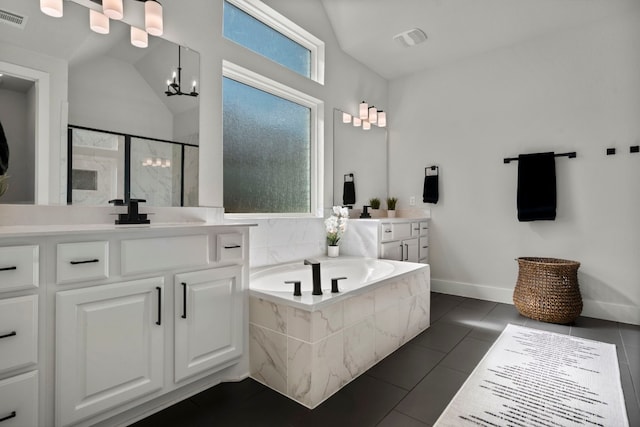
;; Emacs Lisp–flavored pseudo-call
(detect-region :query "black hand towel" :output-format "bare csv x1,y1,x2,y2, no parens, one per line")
343,181,355,205
423,175,439,204
517,152,556,221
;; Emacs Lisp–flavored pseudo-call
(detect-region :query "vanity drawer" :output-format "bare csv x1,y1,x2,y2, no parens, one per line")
0,295,37,373
419,243,429,260
216,233,243,263
57,241,109,284
381,222,411,241
411,222,422,237
419,221,428,237
121,235,209,276
0,371,38,427
0,246,39,292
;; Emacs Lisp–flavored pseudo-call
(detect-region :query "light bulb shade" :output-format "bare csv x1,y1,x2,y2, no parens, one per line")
378,111,387,127
40,0,63,18
342,112,352,124
90,9,110,34
363,120,371,130
353,117,362,127
103,0,123,20
131,26,148,48
359,101,368,120
368,106,378,124
145,0,163,36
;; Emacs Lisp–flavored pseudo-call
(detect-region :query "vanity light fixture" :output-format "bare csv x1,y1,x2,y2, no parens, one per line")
144,0,163,36
130,26,148,48
344,102,388,130
165,45,199,97
89,9,109,34
40,0,63,18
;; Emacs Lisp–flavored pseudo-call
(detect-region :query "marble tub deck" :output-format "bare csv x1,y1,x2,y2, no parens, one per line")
249,265,431,408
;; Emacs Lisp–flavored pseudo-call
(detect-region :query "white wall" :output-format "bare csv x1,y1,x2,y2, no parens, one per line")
388,9,640,324
69,56,173,140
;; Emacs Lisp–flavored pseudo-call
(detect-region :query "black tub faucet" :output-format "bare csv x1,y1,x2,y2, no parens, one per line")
304,259,322,295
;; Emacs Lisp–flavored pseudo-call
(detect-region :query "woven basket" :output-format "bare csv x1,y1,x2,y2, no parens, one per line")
513,257,582,324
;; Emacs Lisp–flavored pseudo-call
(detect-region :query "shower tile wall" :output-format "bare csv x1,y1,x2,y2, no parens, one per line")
130,138,182,206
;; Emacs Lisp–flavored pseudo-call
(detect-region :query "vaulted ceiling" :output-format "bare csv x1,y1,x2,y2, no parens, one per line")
320,0,639,79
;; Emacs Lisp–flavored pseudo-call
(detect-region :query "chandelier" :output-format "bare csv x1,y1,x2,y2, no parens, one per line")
165,46,199,97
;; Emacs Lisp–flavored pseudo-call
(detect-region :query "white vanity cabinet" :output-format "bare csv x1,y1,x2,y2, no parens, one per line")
341,218,429,264
56,278,165,427
174,265,243,382
0,222,251,427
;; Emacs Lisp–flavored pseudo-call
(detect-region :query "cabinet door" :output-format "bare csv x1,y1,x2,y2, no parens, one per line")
404,238,419,262
174,265,243,382
0,371,38,427
380,241,402,261
56,277,164,426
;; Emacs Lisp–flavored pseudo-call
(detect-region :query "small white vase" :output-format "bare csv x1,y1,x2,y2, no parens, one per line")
327,245,339,257
387,210,396,218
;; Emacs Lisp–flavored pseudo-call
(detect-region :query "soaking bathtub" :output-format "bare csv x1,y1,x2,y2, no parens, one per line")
249,256,431,408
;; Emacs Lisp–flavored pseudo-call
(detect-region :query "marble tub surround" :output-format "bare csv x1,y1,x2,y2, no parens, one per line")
249,264,430,408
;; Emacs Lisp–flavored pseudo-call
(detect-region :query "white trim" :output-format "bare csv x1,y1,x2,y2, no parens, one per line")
224,0,325,85
222,60,324,217
0,61,50,205
432,278,640,325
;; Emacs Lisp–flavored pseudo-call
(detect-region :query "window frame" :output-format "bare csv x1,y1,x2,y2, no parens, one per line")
222,60,324,218
223,0,325,84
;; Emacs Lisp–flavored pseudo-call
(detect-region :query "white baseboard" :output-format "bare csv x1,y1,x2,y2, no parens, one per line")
432,279,639,326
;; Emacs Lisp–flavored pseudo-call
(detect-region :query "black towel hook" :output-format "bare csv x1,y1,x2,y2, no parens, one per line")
344,173,354,182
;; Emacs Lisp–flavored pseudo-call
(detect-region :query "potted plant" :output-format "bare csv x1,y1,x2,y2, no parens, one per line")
325,206,349,256
369,197,381,218
386,197,398,218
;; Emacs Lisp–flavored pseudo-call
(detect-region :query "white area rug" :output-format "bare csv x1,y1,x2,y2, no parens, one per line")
435,324,629,427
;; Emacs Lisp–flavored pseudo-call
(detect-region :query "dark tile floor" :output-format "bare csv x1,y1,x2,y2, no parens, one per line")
132,292,640,427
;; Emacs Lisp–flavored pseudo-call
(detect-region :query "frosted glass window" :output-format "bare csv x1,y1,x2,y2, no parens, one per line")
223,1,311,78
223,77,311,213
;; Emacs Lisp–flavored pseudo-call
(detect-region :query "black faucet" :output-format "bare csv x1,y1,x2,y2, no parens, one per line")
109,198,150,225
304,259,322,295
360,205,371,218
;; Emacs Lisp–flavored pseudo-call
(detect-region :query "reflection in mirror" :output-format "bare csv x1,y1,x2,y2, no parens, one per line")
68,127,198,206
0,0,200,206
333,108,387,210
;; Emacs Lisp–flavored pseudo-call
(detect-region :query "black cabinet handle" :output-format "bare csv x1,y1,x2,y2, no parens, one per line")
0,331,16,340
224,244,241,249
399,243,404,261
181,282,187,319
0,266,17,272
69,259,99,265
0,412,16,423
404,244,409,261
155,287,162,326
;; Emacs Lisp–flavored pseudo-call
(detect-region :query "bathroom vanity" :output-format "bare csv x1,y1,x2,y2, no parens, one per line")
0,218,251,427
340,218,429,263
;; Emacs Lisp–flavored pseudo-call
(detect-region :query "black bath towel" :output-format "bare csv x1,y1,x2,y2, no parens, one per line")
0,120,8,175
343,180,356,205
423,175,439,204
517,152,556,221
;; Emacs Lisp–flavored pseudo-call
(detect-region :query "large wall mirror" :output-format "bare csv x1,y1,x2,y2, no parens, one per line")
332,108,387,210
0,0,199,206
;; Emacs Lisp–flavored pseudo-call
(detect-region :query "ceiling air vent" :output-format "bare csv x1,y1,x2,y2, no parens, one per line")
393,28,427,48
0,9,27,29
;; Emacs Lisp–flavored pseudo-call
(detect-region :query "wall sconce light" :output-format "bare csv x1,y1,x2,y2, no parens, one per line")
40,0,63,18
343,102,388,130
